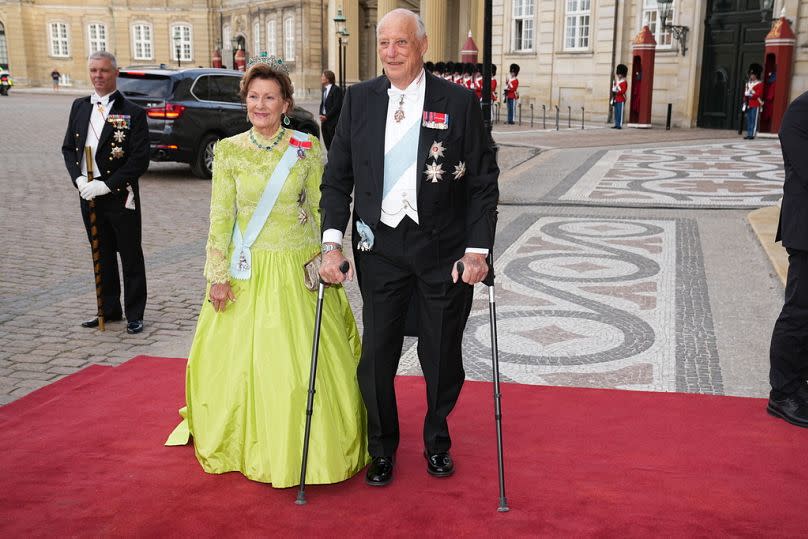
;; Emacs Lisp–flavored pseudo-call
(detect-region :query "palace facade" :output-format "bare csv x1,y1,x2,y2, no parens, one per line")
1,0,805,126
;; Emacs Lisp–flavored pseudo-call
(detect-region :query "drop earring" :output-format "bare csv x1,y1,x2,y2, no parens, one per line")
283,113,291,127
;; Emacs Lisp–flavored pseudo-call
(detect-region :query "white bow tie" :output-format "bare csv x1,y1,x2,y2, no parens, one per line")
387,87,418,99
91,94,111,107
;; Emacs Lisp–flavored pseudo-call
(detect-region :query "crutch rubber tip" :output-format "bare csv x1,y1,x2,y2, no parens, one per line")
295,497,307,505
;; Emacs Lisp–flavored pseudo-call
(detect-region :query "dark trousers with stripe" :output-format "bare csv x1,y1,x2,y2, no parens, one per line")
770,248,808,396
80,195,147,322
357,217,473,457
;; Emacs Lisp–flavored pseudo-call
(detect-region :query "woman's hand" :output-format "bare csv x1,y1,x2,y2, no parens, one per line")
209,282,236,312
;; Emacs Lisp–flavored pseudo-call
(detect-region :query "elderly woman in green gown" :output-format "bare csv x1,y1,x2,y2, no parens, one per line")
166,58,368,488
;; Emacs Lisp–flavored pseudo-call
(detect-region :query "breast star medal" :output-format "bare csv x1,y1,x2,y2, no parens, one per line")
452,161,466,180
111,146,124,159
429,141,445,160
394,95,405,123
425,161,444,183
113,130,126,143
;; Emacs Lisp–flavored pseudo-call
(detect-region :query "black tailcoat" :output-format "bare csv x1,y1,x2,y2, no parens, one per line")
61,90,150,321
320,71,499,456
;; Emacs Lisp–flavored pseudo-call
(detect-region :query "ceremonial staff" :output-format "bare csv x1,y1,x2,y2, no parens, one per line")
84,146,105,331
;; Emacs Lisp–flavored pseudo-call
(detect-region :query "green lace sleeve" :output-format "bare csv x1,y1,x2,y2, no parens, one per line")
204,139,237,283
304,138,325,229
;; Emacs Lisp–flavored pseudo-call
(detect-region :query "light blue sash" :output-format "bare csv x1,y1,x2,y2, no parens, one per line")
230,131,308,280
383,120,421,199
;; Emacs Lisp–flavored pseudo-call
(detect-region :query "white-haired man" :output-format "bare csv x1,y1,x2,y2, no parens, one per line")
62,51,150,334
319,8,499,486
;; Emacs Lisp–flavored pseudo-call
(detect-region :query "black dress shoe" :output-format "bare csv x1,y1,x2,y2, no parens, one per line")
126,320,144,334
767,391,808,428
424,451,454,477
365,456,394,486
81,315,122,328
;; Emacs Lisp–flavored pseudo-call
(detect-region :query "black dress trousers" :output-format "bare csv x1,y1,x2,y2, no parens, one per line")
80,194,147,322
770,247,808,396
357,217,473,458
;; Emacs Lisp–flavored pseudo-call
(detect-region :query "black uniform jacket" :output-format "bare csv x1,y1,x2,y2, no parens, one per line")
61,90,149,203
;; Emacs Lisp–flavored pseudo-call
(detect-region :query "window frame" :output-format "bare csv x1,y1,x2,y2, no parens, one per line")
87,22,107,54
283,16,295,62
266,19,277,56
511,0,534,52
132,22,154,61
253,20,261,56
563,0,591,51
49,21,70,58
641,0,673,49
171,23,193,62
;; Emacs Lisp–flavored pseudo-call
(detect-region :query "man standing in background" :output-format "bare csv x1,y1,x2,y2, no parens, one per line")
319,70,343,151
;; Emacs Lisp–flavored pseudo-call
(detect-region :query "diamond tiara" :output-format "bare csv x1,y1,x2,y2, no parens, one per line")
246,52,289,73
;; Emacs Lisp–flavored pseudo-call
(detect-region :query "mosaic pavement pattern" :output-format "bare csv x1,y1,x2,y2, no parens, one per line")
556,141,783,208
399,216,723,394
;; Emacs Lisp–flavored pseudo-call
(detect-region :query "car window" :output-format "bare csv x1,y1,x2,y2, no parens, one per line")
118,74,172,98
210,76,241,103
191,75,211,101
193,75,242,104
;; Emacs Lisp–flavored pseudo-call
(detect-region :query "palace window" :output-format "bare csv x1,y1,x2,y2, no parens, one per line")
511,0,534,52
49,22,70,57
283,16,295,62
88,23,107,54
564,0,590,50
132,23,153,60
641,0,673,48
266,20,277,56
172,24,192,62
223,25,231,52
253,21,260,56
0,23,9,66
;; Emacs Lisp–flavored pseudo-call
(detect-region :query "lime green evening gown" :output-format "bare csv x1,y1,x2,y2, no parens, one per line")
166,129,368,488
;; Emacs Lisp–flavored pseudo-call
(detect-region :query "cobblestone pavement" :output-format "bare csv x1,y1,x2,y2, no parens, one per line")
0,93,783,405
554,141,784,207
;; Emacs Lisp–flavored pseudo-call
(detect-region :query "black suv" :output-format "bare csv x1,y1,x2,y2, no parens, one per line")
117,67,320,178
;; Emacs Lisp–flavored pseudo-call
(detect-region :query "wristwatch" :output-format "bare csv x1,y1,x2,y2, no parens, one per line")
321,242,343,255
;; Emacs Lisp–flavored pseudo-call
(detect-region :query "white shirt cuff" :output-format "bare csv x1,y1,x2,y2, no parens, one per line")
322,228,343,245
465,247,489,256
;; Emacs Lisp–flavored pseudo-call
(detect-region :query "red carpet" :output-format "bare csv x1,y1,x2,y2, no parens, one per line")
1,356,806,537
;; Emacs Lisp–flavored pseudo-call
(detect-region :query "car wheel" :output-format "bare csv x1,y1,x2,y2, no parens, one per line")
192,133,220,179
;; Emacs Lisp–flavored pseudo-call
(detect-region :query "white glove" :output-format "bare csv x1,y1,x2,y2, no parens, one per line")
75,175,88,190
79,180,111,201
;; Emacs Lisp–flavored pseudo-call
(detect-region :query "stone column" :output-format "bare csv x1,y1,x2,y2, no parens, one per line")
377,0,398,20
422,0,448,62
345,0,360,84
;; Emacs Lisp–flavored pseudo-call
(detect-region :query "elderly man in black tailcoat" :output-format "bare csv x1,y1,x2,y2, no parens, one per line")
319,8,499,485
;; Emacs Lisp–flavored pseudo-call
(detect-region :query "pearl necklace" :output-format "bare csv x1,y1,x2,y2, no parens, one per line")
249,127,286,151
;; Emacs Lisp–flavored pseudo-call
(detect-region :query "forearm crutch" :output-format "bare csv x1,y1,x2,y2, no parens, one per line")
458,258,509,513
296,260,349,505
84,146,105,331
